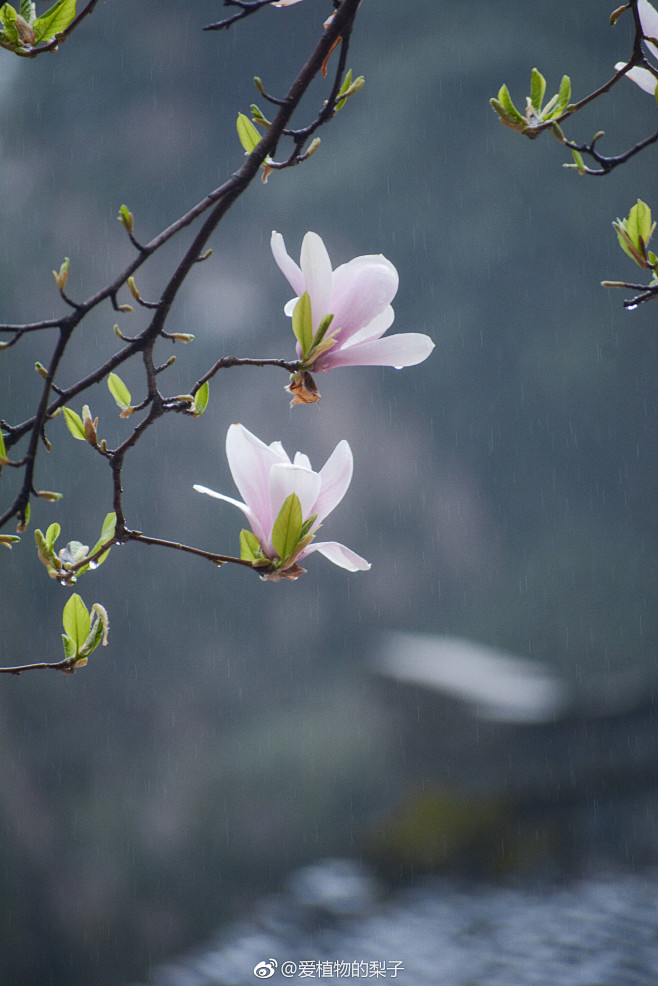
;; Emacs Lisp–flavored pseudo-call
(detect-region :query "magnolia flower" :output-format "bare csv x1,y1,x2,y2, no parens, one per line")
194,424,370,580
271,231,435,377
615,0,658,94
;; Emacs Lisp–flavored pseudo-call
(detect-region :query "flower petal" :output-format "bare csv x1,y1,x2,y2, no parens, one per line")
640,0,658,59
299,232,333,330
315,439,353,523
226,424,289,540
193,484,267,544
269,462,322,523
316,332,435,370
621,63,658,94
271,231,305,297
329,255,398,343
301,540,371,571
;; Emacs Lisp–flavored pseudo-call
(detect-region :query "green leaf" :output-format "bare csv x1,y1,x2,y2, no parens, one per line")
495,84,525,123
19,0,34,24
194,380,209,416
236,112,261,154
62,406,86,440
0,425,6,460
240,528,263,563
299,512,317,540
62,593,90,652
118,204,134,234
61,633,76,662
570,148,585,172
0,3,20,44
107,372,131,410
530,67,546,112
33,0,76,43
553,75,571,117
89,512,116,564
626,199,655,251
45,522,60,550
271,492,303,565
292,291,313,359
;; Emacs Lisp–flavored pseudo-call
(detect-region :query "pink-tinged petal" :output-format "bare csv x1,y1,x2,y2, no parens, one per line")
315,439,353,524
226,424,288,537
622,64,658,94
300,540,371,571
299,232,333,330
316,332,435,370
271,231,305,297
269,462,322,522
344,306,395,347
329,256,398,342
640,0,658,59
193,484,268,546
272,0,304,5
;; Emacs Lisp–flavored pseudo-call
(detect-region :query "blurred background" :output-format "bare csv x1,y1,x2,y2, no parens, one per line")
2,1,658,983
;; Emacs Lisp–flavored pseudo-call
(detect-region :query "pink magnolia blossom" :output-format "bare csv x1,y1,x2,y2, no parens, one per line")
615,0,658,93
271,231,435,372
194,424,370,578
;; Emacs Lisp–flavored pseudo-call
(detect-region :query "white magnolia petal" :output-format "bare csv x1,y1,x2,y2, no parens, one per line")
301,540,371,572
343,306,395,347
300,232,333,330
616,61,658,94
271,231,305,297
315,440,353,524
269,462,322,522
640,0,658,59
193,484,268,546
293,451,313,470
226,424,288,537
329,255,399,341
317,332,435,370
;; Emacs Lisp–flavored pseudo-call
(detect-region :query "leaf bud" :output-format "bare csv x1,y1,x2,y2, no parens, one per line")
118,205,134,234
305,137,321,158
52,257,70,291
81,405,99,446
36,490,63,501
34,361,49,379
15,14,35,45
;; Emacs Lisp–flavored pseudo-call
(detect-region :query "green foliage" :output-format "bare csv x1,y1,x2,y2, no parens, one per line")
236,112,261,154
0,0,76,51
292,291,313,358
292,293,336,367
61,592,109,669
117,204,134,234
62,405,86,440
108,372,133,415
334,69,365,112
613,200,657,270
239,528,267,565
193,380,209,417
32,0,76,44
34,512,116,580
490,70,571,138
271,492,302,566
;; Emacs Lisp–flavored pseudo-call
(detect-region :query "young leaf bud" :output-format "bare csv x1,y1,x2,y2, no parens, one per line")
15,14,35,45
34,361,49,379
